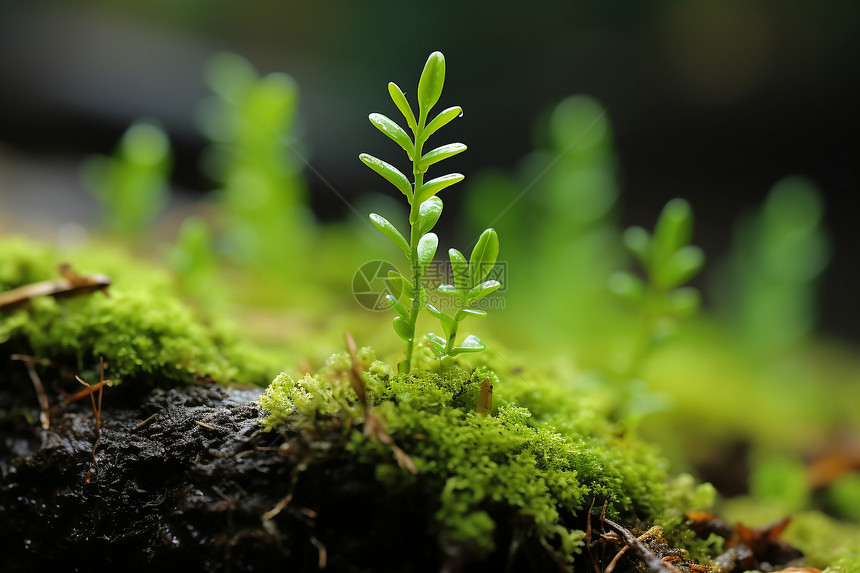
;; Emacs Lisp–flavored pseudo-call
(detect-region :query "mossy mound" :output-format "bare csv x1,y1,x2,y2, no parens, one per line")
0,237,281,388
259,348,716,566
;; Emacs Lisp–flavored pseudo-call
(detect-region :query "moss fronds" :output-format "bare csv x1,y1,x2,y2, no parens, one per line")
259,348,714,562
0,238,280,387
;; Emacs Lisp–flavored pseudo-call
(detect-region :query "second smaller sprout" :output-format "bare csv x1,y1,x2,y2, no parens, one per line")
425,228,501,359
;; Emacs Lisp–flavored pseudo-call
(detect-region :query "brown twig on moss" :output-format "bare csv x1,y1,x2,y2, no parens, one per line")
0,263,110,312
344,332,417,474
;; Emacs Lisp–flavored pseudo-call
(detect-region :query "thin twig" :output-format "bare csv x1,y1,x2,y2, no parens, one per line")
602,519,681,573
11,354,51,429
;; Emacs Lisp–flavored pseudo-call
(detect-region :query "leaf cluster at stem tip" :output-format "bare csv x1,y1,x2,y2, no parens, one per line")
610,198,705,321
359,52,502,371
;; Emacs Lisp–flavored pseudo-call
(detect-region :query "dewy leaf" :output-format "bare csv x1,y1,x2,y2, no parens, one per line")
385,294,410,320
448,248,469,291
388,82,417,133
458,308,487,318
417,51,446,116
419,143,467,172
369,213,410,257
467,280,500,301
416,173,464,204
425,332,447,357
450,334,485,355
426,304,456,339
369,113,414,159
436,284,462,296
392,316,414,341
469,228,499,286
417,196,443,236
424,106,462,139
417,233,439,275
387,270,413,306
652,198,693,268
359,153,413,199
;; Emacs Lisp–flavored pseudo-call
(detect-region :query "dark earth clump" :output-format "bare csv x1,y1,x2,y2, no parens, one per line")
0,379,454,573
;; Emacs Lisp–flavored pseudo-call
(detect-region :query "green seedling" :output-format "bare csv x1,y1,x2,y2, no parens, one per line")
610,198,704,378
197,52,310,272
716,176,830,357
82,120,171,240
360,52,500,370
424,228,500,359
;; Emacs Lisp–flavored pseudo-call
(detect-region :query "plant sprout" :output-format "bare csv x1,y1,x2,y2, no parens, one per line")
82,120,171,241
359,52,500,370
425,228,500,360
610,198,704,378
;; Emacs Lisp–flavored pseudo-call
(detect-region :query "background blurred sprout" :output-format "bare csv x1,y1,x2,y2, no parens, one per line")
610,198,704,378
714,176,831,357
196,52,312,273
360,51,502,371
82,120,171,241
464,95,621,349
168,216,221,309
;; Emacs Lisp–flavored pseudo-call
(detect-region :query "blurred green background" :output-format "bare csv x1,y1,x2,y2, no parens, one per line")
0,0,857,341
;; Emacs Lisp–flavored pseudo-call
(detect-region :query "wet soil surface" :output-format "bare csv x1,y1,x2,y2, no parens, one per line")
0,383,443,573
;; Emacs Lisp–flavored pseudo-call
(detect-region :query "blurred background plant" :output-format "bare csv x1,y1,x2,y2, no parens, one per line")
81,120,171,243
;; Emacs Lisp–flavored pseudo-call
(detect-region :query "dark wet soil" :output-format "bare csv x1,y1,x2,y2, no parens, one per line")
0,379,449,573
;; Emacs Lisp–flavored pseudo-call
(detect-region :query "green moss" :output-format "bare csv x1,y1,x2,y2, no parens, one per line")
0,238,280,386
259,348,715,563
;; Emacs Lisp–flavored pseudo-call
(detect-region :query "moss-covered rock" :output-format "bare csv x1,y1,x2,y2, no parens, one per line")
0,237,281,387
259,347,716,565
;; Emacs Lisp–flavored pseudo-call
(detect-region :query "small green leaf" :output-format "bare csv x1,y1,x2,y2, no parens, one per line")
369,113,413,159
359,153,412,199
388,82,417,133
469,228,499,286
425,332,447,357
392,316,414,341
417,197,443,236
652,198,693,268
436,284,462,296
458,308,487,318
449,248,469,291
416,173,464,204
623,227,651,268
467,280,500,301
608,271,645,305
387,270,413,306
417,51,445,115
426,304,456,339
417,233,438,275
369,213,410,257
419,143,466,172
450,334,485,355
424,106,462,139
655,245,704,291
385,294,410,320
